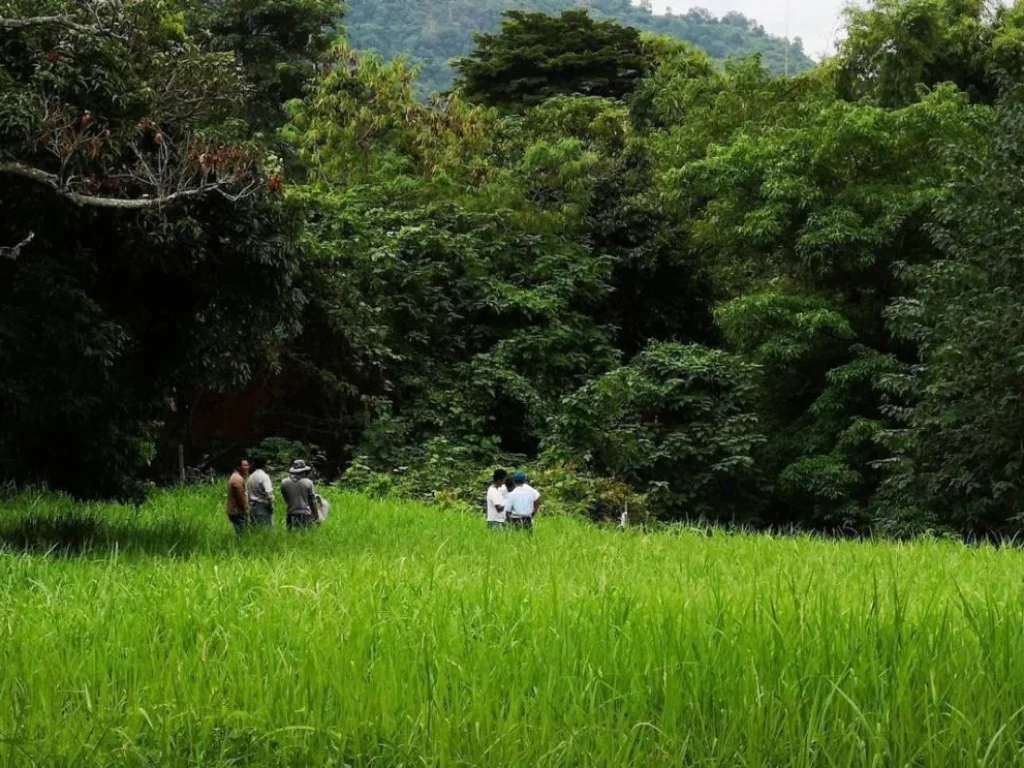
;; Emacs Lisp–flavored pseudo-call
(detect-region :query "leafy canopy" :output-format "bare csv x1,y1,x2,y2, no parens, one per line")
549,343,766,522
344,0,813,97
454,10,654,113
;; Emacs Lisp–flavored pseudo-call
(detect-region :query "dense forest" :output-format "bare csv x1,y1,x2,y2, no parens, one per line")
344,0,814,95
5,0,1024,536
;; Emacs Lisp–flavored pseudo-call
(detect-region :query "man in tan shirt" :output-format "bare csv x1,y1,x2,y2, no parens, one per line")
226,458,251,533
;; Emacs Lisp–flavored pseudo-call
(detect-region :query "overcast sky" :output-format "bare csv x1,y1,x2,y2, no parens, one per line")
663,0,858,60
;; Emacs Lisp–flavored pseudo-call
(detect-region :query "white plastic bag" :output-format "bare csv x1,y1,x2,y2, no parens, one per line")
315,495,330,523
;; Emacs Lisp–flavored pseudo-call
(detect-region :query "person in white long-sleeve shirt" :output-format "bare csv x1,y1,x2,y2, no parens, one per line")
505,472,541,532
486,469,509,529
246,456,274,527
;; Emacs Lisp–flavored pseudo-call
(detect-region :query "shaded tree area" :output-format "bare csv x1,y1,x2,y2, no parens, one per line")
178,0,341,131
0,0,319,496
8,0,1024,536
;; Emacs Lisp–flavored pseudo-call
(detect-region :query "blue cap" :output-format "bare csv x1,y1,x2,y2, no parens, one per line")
513,472,527,484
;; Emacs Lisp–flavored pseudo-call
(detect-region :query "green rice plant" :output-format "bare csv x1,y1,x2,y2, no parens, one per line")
1,486,1024,766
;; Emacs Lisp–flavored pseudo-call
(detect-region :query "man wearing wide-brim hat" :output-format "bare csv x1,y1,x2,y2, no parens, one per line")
280,459,320,530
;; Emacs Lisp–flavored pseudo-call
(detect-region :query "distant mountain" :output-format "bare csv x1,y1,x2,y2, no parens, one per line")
344,0,815,97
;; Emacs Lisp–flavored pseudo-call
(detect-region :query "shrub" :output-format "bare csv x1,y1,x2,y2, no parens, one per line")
341,441,647,524
248,437,326,475
547,342,766,523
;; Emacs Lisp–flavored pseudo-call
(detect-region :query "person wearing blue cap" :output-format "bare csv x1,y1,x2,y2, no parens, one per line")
504,471,541,532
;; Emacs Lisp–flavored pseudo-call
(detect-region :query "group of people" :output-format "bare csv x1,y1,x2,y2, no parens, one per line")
225,457,326,532
226,460,538,533
486,470,542,531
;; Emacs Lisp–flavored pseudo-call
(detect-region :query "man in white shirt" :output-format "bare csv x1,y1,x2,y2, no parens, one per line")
246,456,274,527
505,472,541,532
486,469,509,530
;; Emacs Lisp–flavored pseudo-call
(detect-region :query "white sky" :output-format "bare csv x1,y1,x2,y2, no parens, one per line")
662,0,860,60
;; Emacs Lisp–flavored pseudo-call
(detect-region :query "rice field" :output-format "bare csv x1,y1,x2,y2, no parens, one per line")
2,486,1024,766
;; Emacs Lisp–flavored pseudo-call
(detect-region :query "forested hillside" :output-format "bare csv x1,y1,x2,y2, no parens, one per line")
343,0,814,95
7,0,1024,537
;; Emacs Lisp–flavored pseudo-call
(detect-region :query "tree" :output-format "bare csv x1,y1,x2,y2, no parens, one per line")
548,342,765,523
0,0,299,496
342,0,814,98
179,0,342,131
278,45,621,467
454,10,654,112
652,51,988,526
503,93,717,354
1,0,266,211
835,0,1024,108
879,80,1024,536
716,288,896,528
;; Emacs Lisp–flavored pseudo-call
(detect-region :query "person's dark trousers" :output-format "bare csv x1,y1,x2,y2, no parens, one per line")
510,516,533,533
227,513,249,534
250,503,273,527
488,521,507,531
287,512,315,531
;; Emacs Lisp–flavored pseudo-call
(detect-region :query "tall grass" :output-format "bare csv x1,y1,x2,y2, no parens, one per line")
2,486,1024,766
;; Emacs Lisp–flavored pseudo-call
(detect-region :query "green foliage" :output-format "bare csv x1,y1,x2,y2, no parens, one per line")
454,10,653,113
344,0,814,98
717,288,854,367
343,441,646,522
12,0,1024,539
343,438,508,508
779,455,861,508
880,79,1024,533
0,0,302,497
628,36,721,130
670,84,982,299
500,94,718,353
280,47,622,466
715,290,869,527
247,437,326,473
549,342,765,523
650,53,989,529
835,0,1024,108
179,0,342,130
288,194,619,456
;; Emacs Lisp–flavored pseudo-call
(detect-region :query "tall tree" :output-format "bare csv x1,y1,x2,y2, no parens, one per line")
280,44,621,465
454,10,653,112
879,83,1024,536
343,0,813,97
652,51,987,526
0,0,299,496
179,0,342,131
549,342,766,523
836,0,1024,108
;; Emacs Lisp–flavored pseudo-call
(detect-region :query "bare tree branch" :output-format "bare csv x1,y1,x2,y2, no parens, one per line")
0,161,57,187
1,2,129,41
0,15,93,34
217,181,262,203
0,161,248,209
0,232,35,260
